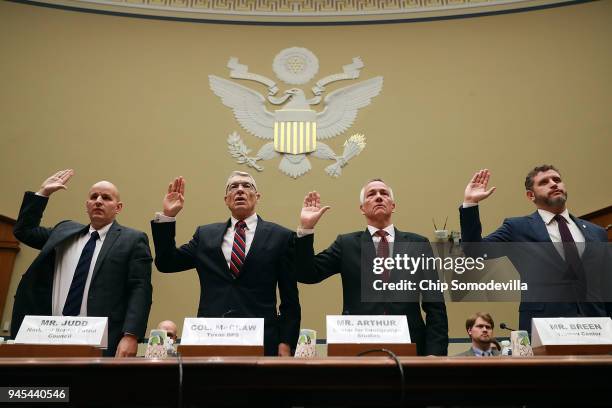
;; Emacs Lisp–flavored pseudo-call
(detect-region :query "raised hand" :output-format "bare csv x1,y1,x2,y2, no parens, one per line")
300,191,330,229
163,177,185,217
464,169,496,204
37,169,74,196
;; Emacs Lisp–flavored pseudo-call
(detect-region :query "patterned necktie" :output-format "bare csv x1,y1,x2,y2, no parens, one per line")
375,230,390,282
63,230,99,316
230,220,247,277
554,214,586,300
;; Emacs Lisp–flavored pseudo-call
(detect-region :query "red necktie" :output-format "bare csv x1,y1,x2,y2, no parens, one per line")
375,230,390,282
230,220,247,277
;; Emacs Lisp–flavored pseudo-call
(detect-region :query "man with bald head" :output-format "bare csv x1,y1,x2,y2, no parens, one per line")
157,320,178,343
11,169,153,357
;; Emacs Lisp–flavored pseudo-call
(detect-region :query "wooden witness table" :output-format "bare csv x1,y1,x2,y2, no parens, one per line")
1,356,612,407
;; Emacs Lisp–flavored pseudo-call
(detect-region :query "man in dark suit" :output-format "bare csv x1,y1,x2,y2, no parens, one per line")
11,169,153,357
151,172,300,356
296,179,448,356
460,166,610,332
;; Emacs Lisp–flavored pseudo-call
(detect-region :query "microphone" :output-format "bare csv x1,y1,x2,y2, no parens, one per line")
499,322,516,331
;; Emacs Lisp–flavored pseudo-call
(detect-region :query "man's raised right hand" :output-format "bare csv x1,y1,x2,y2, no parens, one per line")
37,169,74,197
300,191,330,229
163,177,185,217
464,169,496,204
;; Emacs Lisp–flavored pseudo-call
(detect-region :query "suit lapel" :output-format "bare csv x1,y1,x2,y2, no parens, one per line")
527,211,567,267
571,215,595,242
41,223,88,257
207,220,233,278
527,212,552,242
242,216,270,275
216,219,231,263
91,221,121,282
570,215,599,261
361,228,375,256
362,228,374,244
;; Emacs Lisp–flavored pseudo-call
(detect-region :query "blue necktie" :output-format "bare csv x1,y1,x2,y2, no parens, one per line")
63,231,99,316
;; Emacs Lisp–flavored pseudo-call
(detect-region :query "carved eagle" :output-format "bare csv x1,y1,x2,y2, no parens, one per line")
209,75,383,141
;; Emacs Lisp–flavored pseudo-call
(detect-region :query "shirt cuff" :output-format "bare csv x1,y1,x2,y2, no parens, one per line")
296,227,314,237
462,202,478,208
154,212,176,223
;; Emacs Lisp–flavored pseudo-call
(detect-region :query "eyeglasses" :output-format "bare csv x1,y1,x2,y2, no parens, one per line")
227,182,256,193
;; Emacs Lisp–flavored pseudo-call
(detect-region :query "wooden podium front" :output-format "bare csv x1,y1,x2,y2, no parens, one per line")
327,343,416,356
532,344,612,356
0,215,19,321
177,345,264,356
0,344,102,357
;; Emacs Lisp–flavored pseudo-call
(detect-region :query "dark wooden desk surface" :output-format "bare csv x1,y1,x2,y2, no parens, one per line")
1,356,611,407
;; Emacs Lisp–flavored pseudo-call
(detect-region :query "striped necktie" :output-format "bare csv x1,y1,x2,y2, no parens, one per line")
230,220,247,277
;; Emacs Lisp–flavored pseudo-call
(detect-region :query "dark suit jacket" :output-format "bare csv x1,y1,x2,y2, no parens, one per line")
151,217,301,356
11,192,153,356
459,205,611,331
295,229,449,356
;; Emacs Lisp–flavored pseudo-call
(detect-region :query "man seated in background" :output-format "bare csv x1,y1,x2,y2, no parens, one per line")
157,320,178,343
456,312,500,356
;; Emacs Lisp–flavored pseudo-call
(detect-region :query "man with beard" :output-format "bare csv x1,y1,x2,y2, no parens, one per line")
456,312,500,356
460,165,610,332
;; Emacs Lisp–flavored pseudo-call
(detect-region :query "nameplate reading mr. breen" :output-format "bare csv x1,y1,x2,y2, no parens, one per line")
180,318,264,346
531,317,612,347
15,316,108,348
326,315,410,344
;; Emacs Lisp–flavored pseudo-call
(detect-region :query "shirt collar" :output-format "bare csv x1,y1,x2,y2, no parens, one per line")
538,208,571,225
231,213,258,231
472,346,494,356
89,222,112,241
367,224,395,239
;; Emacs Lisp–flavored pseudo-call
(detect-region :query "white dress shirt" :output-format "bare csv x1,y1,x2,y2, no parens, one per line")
221,214,258,268
537,208,585,258
367,224,396,256
52,223,112,316
367,224,395,243
298,224,396,255
154,212,258,269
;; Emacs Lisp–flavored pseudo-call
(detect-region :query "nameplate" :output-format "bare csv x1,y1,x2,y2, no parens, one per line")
531,317,612,347
326,315,410,344
180,318,264,346
14,316,108,348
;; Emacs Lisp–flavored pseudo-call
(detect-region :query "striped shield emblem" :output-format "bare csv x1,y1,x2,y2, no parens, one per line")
273,109,317,154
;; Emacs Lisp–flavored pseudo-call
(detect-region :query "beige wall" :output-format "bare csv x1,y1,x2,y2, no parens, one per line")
1,1,610,341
